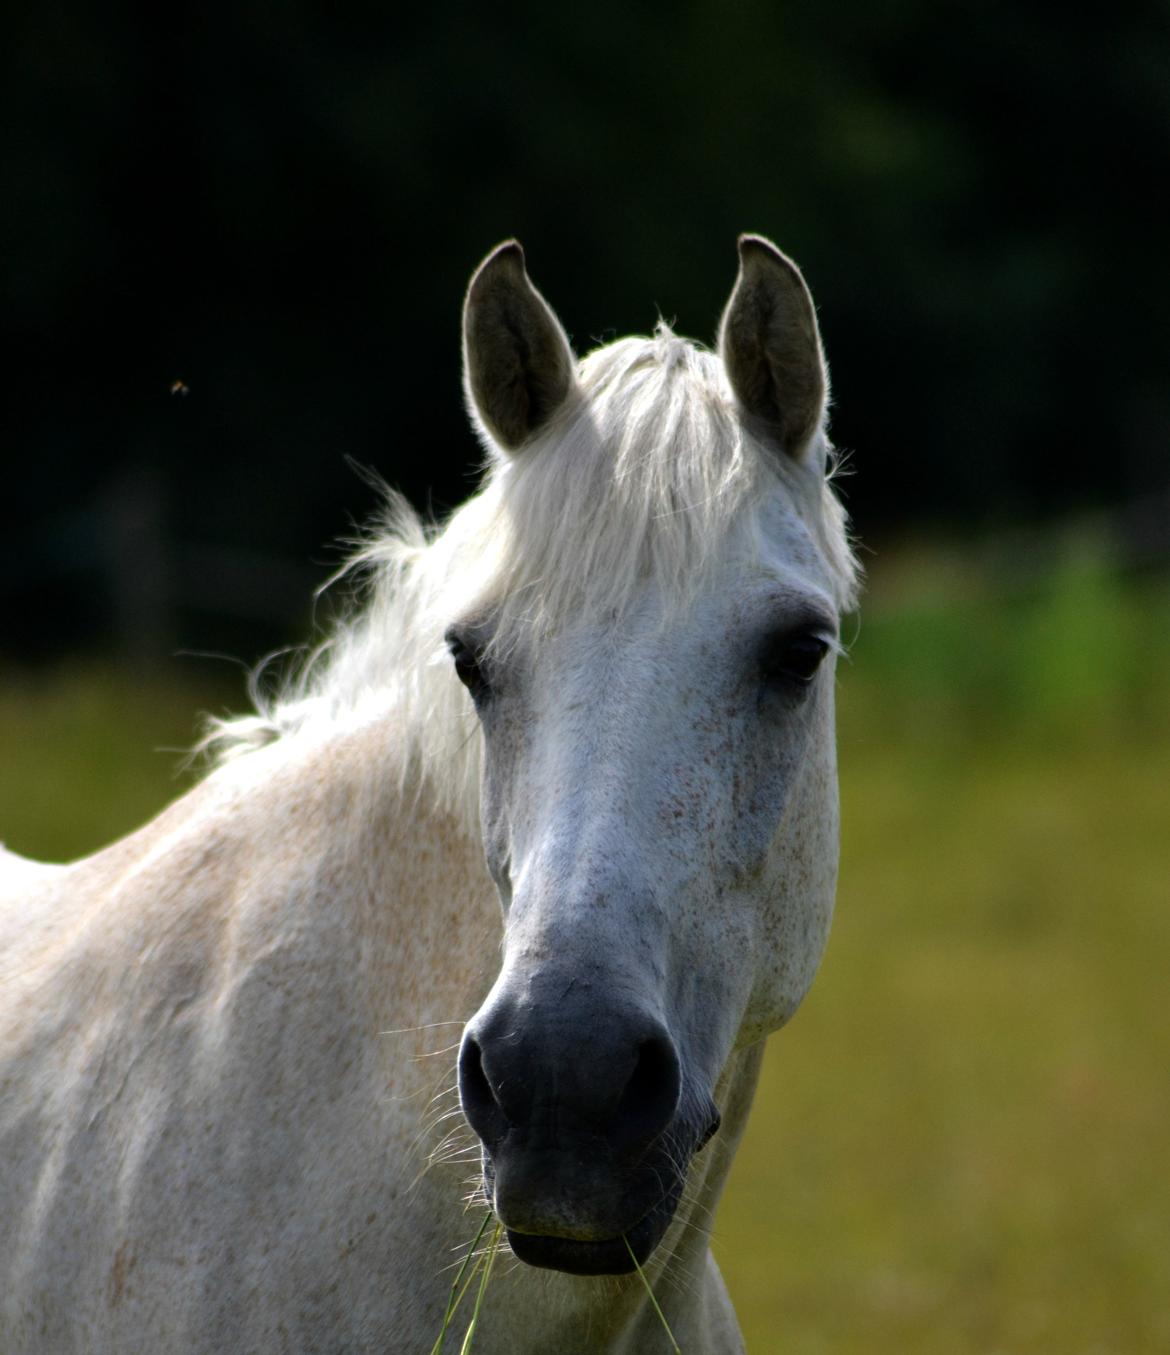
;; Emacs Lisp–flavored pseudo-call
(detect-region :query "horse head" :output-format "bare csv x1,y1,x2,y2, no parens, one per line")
452,238,855,1276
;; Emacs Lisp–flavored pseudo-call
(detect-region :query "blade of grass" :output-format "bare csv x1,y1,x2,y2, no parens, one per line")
623,1235,681,1353
430,1211,494,1355
458,1220,504,1354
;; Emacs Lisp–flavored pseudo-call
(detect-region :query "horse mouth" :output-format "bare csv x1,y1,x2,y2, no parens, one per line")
502,1175,683,1276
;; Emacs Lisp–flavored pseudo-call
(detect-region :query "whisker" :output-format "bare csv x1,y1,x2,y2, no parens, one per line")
412,1040,462,1061
379,1021,466,1037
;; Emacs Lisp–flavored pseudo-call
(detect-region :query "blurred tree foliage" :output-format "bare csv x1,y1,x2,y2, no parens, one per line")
3,0,1168,656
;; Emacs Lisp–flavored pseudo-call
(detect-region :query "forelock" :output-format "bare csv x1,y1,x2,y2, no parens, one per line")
447,328,778,652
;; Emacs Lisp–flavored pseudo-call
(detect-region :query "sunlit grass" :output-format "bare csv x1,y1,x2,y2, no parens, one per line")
430,1212,495,1355
624,1235,682,1352
425,1213,503,1355
716,543,1170,1353
0,660,233,862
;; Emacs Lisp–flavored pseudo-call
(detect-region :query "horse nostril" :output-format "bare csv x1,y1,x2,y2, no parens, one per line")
460,1011,683,1161
611,1033,681,1155
458,1033,508,1149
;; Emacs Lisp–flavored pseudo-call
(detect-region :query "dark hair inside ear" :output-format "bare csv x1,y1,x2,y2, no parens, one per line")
462,241,575,451
718,235,827,460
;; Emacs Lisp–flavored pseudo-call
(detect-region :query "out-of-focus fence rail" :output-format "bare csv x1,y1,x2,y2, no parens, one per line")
3,472,324,664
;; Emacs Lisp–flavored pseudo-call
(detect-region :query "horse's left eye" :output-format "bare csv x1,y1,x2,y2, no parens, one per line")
761,632,831,688
445,630,490,702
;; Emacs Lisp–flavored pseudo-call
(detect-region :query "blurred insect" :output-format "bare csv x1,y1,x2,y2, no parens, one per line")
170,380,189,396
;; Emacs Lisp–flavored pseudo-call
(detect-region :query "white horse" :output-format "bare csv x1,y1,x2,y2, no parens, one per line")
0,236,858,1353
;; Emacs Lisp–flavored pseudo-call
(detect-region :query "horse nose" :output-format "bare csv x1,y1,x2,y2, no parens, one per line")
459,1000,682,1159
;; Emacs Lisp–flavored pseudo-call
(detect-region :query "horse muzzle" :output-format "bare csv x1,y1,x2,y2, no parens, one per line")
458,986,720,1275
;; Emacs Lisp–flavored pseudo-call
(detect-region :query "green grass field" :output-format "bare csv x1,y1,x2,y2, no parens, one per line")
2,541,1167,1352
720,544,1170,1354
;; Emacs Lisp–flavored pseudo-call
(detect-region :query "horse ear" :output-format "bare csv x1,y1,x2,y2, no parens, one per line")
718,234,828,460
462,240,576,453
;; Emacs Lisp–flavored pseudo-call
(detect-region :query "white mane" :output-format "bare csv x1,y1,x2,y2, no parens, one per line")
201,325,859,831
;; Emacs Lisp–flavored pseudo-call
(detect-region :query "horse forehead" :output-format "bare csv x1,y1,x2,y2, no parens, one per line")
683,482,840,615
756,481,839,574
520,581,828,724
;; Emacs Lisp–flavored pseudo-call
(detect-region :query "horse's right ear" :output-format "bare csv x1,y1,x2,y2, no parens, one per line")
462,241,576,454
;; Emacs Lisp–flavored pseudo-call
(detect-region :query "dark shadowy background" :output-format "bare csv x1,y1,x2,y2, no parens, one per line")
5,0,1168,664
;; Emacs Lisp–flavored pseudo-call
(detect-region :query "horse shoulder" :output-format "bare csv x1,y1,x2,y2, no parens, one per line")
0,725,499,1351
0,846,67,895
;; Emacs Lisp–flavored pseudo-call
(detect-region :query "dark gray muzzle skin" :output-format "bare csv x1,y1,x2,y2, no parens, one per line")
459,975,721,1275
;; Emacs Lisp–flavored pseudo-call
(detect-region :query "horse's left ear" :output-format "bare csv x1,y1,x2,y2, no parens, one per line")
718,234,828,461
463,240,576,454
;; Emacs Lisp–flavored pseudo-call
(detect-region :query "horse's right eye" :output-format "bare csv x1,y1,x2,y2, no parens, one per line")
445,630,490,702
760,629,832,690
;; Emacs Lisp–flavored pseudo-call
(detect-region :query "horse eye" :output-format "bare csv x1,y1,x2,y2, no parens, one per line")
761,632,831,688
445,630,490,701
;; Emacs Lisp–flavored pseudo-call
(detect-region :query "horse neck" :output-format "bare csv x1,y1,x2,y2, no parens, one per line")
201,716,500,1037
